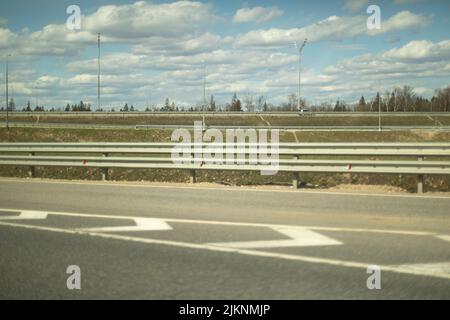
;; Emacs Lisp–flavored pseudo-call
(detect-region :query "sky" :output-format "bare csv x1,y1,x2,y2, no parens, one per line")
0,0,449,110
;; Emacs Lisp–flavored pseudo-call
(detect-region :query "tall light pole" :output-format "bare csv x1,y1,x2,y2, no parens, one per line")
294,38,307,112
5,54,11,130
202,62,206,131
97,33,101,112
378,91,382,132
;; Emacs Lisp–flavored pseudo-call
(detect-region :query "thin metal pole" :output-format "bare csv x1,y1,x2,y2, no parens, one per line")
378,92,381,132
295,39,307,112
394,90,396,112
97,33,100,112
202,63,206,130
298,52,301,112
6,54,9,129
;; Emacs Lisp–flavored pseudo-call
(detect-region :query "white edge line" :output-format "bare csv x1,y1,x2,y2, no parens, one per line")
0,220,448,280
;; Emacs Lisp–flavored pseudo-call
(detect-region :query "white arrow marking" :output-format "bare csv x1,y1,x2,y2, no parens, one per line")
208,226,342,249
76,218,172,233
0,210,48,220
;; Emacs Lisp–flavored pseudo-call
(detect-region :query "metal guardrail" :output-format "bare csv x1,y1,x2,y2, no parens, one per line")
3,122,450,131
2,111,450,117
135,125,450,131
1,142,450,193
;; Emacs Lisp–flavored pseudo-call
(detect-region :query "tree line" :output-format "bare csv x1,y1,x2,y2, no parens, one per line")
2,85,449,113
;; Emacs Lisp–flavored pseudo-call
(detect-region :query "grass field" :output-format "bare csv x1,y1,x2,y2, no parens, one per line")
0,127,449,192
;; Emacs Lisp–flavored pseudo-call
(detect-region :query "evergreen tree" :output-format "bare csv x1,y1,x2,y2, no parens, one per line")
230,93,242,112
161,98,171,111
359,96,366,108
209,95,216,111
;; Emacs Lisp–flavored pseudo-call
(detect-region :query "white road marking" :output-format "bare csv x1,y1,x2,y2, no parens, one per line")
388,262,450,278
435,235,450,242
208,226,342,248
0,220,449,280
76,217,172,232
258,115,271,127
0,210,48,220
0,207,440,237
289,130,299,143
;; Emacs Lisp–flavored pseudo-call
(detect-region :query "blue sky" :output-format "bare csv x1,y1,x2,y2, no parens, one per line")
1,0,450,110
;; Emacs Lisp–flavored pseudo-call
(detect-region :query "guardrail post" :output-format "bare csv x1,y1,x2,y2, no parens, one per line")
102,153,109,181
190,170,196,184
292,155,300,189
417,156,424,193
28,152,35,178
292,172,299,189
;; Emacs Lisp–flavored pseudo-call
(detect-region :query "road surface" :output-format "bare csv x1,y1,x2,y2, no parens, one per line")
0,178,449,299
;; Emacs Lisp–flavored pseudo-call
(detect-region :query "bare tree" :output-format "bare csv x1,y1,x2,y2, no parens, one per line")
243,94,254,112
435,86,450,112
255,95,267,112
392,86,402,112
287,94,298,111
401,86,416,112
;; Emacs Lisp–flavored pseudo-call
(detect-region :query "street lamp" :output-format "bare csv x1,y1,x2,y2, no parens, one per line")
97,33,101,112
5,54,11,130
378,91,382,132
294,38,307,112
202,62,206,131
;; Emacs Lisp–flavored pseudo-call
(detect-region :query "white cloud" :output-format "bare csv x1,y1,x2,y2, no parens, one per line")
132,33,233,56
383,40,450,62
321,39,450,100
235,11,431,48
233,6,283,24
83,1,218,39
0,28,18,49
0,1,220,57
368,10,432,35
414,86,434,95
66,49,299,75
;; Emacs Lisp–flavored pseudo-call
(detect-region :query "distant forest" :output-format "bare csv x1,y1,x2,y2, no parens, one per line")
1,85,450,113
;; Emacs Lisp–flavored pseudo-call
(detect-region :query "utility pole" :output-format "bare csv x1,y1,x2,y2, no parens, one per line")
394,89,397,112
202,62,206,131
295,38,307,112
5,54,10,130
97,33,101,112
378,92,382,132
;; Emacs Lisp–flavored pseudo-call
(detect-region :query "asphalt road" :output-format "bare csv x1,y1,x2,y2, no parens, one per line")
0,178,449,299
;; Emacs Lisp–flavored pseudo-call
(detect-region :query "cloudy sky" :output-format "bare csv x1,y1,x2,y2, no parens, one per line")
0,0,449,110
